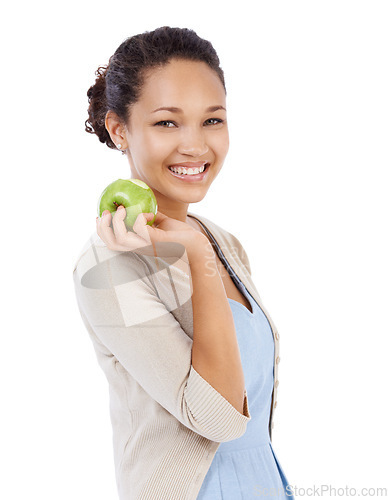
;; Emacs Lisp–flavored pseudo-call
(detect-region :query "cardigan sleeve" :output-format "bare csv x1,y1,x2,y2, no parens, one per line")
73,239,251,443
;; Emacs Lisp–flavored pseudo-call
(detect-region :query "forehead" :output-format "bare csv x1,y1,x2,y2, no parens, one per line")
137,59,225,109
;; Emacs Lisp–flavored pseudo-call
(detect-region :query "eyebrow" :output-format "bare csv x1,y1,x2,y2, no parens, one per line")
151,105,226,113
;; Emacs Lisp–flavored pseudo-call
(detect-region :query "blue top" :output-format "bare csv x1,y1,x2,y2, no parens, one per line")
196,271,294,499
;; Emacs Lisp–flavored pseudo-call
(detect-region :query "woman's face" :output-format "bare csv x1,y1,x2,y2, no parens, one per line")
122,58,229,220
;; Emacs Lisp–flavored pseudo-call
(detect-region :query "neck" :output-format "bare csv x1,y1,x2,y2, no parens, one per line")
147,187,193,223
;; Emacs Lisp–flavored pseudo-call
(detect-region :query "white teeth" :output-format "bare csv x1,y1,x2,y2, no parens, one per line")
169,165,206,175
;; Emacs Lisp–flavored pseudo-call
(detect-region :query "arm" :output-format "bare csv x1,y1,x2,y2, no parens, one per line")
73,240,251,443
189,239,247,415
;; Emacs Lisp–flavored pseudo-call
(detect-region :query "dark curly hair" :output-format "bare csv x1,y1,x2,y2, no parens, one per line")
85,26,227,151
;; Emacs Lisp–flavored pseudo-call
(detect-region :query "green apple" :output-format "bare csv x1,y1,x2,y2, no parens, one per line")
97,178,158,231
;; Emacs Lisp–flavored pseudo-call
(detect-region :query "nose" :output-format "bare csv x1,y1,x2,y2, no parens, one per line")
177,126,209,157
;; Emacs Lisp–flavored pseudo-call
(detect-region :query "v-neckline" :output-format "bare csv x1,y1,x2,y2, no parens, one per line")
187,213,257,315
228,290,256,317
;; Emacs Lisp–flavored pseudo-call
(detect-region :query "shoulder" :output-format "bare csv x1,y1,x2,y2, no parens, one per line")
72,231,158,290
72,232,191,308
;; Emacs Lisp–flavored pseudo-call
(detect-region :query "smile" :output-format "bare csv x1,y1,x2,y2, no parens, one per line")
167,163,210,182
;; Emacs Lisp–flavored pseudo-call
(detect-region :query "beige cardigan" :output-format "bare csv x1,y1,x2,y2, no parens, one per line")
72,212,281,500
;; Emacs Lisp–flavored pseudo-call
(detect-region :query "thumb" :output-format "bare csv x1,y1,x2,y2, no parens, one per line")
132,212,154,244
150,211,168,227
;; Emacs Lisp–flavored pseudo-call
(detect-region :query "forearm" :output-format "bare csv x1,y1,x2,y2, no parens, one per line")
188,240,246,415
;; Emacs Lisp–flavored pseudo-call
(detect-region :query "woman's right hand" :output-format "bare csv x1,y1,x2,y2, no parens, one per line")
96,206,209,259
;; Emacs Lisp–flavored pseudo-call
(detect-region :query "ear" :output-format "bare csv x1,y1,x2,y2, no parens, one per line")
105,110,128,149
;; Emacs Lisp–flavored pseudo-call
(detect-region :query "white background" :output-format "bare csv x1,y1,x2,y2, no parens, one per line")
1,1,387,498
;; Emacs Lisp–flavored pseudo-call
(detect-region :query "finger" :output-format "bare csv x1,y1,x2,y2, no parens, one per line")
112,206,153,251
112,205,130,243
113,205,154,251
97,210,118,248
97,212,145,252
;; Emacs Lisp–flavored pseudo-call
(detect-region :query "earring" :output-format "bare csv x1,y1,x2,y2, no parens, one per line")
116,143,122,149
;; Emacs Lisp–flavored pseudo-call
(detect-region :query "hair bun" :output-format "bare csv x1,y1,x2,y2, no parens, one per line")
85,65,116,149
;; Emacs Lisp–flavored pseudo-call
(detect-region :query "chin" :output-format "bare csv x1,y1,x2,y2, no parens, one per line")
178,189,210,204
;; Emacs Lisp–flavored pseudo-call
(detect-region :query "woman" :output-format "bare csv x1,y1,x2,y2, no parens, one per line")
73,26,294,500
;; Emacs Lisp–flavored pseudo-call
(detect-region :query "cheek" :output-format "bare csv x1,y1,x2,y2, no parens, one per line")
213,130,229,157
130,133,167,167
143,131,173,158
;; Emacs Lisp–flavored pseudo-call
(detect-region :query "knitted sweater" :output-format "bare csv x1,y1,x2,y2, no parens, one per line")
72,212,281,500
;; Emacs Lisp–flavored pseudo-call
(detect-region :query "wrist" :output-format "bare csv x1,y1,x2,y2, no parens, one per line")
186,233,216,262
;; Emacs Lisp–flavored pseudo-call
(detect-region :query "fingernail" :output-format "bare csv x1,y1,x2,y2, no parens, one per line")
102,210,110,217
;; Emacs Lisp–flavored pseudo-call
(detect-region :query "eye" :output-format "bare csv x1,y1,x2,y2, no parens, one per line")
205,118,224,125
155,120,176,128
